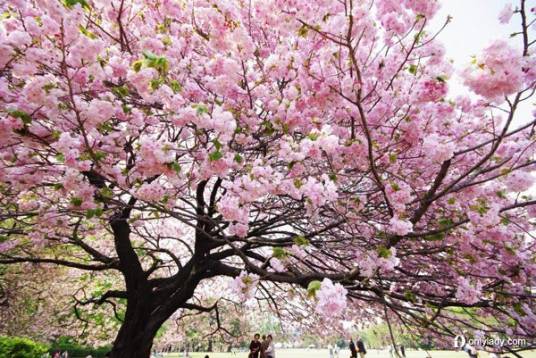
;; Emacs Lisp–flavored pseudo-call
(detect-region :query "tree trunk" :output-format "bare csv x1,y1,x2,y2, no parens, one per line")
110,330,154,358
109,295,161,358
208,339,213,352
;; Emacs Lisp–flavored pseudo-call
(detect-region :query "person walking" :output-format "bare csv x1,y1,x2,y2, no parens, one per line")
356,336,367,358
260,335,268,358
400,345,406,358
249,333,262,358
349,338,358,358
462,342,479,358
265,334,275,358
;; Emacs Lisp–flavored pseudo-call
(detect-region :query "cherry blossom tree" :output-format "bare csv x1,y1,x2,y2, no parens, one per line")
1,0,535,357
0,263,121,345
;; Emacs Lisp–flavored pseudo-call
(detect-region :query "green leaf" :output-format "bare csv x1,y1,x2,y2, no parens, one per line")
513,302,526,316
169,162,181,174
64,0,90,9
438,217,453,228
79,151,92,161
297,25,309,37
414,30,425,43
112,85,129,98
143,52,169,74
143,51,158,61
208,151,223,161
86,209,96,218
79,25,97,39
233,153,243,163
100,186,113,198
272,247,287,259
408,64,418,75
156,57,169,73
424,232,445,241
404,290,416,302
293,235,309,246
55,153,65,162
150,78,163,90
463,253,477,264
281,122,290,134
293,178,303,189
262,121,275,135
43,82,56,94
132,60,143,72
70,197,83,207
169,80,182,93
377,245,391,258
94,151,107,161
9,110,32,124
51,130,61,141
307,280,322,298
195,104,209,115
98,121,114,134
162,35,172,46
213,138,222,150
469,203,488,215
389,153,397,163
307,132,320,141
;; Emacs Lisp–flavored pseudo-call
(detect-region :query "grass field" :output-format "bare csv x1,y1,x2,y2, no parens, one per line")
161,349,536,358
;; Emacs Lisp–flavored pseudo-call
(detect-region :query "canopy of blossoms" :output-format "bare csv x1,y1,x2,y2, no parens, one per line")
0,0,535,357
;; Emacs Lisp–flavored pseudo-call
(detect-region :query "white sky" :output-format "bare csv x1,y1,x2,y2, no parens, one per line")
431,0,534,127
433,1,522,65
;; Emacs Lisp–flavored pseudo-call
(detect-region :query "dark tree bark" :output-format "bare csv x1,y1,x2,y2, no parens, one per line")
106,198,235,358
208,339,213,352
109,309,156,358
108,207,163,358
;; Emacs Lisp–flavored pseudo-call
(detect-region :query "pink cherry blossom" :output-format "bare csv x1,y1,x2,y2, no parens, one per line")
315,278,348,317
456,277,482,305
463,40,525,100
228,222,249,238
499,3,514,24
270,257,286,272
229,271,259,301
415,77,448,103
422,134,455,163
389,216,413,235
0,0,534,352
505,170,534,192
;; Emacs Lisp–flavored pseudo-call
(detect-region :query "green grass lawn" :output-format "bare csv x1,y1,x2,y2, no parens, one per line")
162,349,535,358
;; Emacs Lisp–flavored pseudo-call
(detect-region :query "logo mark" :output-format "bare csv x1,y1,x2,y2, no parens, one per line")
454,335,466,349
